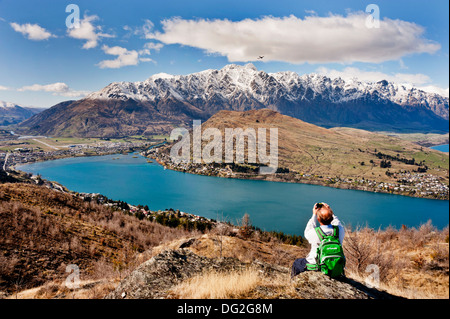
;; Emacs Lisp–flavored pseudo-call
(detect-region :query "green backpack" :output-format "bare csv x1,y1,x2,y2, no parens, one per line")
306,225,346,278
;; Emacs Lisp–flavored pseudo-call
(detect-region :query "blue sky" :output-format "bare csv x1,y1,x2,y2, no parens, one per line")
0,0,448,108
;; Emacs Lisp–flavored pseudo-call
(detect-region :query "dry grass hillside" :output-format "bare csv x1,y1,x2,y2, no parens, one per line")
0,182,448,299
342,224,448,298
0,182,196,297
144,225,449,299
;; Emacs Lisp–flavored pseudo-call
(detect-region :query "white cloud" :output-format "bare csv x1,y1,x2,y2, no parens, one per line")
418,86,449,98
123,19,155,38
316,66,449,97
10,22,55,41
18,82,90,97
67,14,114,49
98,45,153,69
316,66,431,86
98,45,139,68
144,42,164,52
19,82,70,93
141,19,154,35
58,90,91,98
147,13,440,64
139,42,164,56
0,85,9,91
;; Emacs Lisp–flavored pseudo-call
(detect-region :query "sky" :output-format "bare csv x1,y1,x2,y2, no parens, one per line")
0,0,448,108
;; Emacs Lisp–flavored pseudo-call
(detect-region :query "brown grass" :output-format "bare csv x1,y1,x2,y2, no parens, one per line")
0,182,196,295
343,223,449,299
150,233,308,269
1,182,448,299
170,268,261,299
9,279,119,299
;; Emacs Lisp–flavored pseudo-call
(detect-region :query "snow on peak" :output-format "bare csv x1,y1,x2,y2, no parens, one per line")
147,72,175,81
0,101,19,108
244,63,258,71
84,64,448,110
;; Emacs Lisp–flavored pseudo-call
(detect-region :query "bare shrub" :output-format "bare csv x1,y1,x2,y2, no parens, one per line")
343,226,396,282
344,226,375,273
238,213,253,239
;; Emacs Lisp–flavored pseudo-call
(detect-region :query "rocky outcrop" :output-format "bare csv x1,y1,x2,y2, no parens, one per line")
291,271,397,299
106,249,401,299
106,249,250,299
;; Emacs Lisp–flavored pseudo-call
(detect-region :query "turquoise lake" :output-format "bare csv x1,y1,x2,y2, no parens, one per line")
430,144,449,153
18,153,449,235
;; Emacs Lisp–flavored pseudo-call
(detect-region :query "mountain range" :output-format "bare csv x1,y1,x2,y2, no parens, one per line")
18,64,449,137
0,101,42,126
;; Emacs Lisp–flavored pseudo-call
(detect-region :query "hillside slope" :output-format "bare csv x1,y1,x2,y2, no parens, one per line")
0,181,447,299
157,109,449,194
0,182,193,294
18,99,198,137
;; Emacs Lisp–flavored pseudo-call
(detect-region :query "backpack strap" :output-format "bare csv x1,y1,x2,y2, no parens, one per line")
316,225,340,240
315,226,325,241
332,225,339,239
306,263,319,271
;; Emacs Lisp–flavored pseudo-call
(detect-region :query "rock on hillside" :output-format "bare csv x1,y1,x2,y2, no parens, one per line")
106,249,250,299
106,249,401,299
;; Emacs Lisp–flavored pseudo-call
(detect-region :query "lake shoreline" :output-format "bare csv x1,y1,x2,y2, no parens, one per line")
12,149,450,233
144,147,449,201
6,141,448,202
7,142,151,173
156,160,449,201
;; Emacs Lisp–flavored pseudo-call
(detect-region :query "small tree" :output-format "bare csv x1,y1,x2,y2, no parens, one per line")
213,212,232,259
239,213,253,239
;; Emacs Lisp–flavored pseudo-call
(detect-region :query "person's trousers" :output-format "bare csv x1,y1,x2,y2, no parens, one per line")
291,258,308,278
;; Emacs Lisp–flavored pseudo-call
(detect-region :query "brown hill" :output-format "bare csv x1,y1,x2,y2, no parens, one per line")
0,182,448,299
18,99,200,137
0,102,42,126
179,109,449,187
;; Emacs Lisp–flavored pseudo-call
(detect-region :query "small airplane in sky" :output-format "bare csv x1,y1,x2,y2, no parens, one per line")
257,56,264,60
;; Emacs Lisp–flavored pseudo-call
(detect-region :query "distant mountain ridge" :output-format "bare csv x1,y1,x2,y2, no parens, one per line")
0,101,42,126
19,64,449,137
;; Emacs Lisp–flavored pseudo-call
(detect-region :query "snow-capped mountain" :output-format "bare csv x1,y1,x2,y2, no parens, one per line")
86,63,448,120
0,101,19,109
20,64,449,137
0,101,42,126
